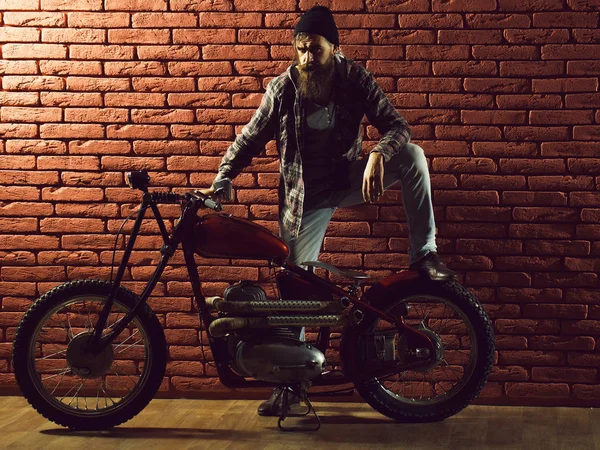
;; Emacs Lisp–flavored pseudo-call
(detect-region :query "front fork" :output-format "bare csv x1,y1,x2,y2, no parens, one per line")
85,196,181,354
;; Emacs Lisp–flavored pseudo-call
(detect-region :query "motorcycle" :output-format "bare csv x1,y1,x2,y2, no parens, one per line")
12,171,495,431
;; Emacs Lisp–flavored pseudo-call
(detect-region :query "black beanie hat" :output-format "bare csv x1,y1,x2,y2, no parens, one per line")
293,6,339,47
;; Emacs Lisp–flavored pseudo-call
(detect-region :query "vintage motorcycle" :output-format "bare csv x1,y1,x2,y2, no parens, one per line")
13,171,495,431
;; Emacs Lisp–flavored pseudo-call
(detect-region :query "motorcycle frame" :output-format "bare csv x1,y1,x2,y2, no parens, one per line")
88,190,437,389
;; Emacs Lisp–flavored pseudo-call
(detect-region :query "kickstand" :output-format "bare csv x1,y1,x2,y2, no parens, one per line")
277,385,321,432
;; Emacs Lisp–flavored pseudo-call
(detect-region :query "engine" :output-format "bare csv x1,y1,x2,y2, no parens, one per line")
222,281,327,384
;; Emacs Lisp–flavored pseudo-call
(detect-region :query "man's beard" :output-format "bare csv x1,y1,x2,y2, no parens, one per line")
296,55,335,103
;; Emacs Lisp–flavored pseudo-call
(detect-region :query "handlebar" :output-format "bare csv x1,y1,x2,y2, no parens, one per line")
149,191,222,212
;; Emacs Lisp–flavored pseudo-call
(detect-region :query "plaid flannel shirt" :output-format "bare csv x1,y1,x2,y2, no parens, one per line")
212,53,411,238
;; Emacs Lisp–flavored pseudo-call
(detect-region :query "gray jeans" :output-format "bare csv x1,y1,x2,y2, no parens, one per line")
278,142,437,340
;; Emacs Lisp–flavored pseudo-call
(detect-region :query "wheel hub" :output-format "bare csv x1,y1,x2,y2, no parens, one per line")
66,332,114,379
400,328,444,373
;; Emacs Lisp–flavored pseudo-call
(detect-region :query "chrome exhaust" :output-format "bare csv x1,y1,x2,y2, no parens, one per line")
205,296,346,314
209,314,348,338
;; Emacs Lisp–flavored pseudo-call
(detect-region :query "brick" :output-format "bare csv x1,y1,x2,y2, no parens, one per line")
529,175,594,190
473,142,537,157
40,124,104,139
530,336,595,351
406,45,470,60
505,382,570,398
567,60,600,75
571,192,600,206
430,94,493,108
573,29,600,44
42,187,103,202
37,156,100,170
500,61,564,77
366,0,429,12
238,29,294,45
132,12,197,27
461,110,526,124
435,190,499,205
432,157,497,173
568,158,600,175
0,0,39,9
109,29,171,44
534,12,599,27
499,159,566,174
106,0,166,10
42,0,101,9
102,156,164,171
436,125,502,141
397,77,461,92
63,108,127,123
0,61,38,75
564,257,600,272
513,207,579,223
432,61,496,76
0,27,40,42
106,124,168,139
70,44,134,60
66,77,130,92
456,239,521,254
399,13,463,28
131,109,194,124
502,191,567,206
497,94,562,109
42,28,104,43
231,0,295,10
542,45,600,60
0,235,59,250
40,60,102,76
132,77,195,92
499,0,563,10
566,93,600,108
0,186,40,201
0,218,37,232
372,30,436,45
1,107,61,123
2,266,65,281
2,44,66,59
432,0,495,10
133,140,197,155
38,249,98,266
199,12,261,27
533,78,598,93
61,172,123,186
69,140,130,155
447,206,512,222
526,240,590,256
137,45,200,60
573,126,600,140
104,93,165,107
504,29,570,44
466,13,531,28
55,203,119,217
531,111,594,126
509,224,574,239
472,45,539,60
68,13,129,28
439,30,502,44
505,126,569,141
40,218,104,233
41,92,102,106
171,125,234,140
105,61,166,76
202,45,268,60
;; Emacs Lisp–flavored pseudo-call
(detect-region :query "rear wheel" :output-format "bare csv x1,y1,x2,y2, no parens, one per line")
346,279,495,422
13,280,167,430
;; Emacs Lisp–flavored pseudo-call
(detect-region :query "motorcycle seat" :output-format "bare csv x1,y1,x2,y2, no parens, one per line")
302,260,370,280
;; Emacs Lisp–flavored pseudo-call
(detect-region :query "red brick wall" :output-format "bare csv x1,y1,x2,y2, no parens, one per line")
1,0,600,406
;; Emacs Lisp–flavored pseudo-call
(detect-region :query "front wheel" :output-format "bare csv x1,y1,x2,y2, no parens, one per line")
12,280,167,430
344,279,495,422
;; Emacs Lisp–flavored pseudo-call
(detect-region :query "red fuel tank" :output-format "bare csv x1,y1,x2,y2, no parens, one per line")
194,214,290,261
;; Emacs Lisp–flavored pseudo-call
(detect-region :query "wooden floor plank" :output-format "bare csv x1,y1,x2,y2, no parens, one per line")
0,396,596,450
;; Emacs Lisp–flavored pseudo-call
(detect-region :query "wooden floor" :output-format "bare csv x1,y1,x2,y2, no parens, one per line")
0,396,597,450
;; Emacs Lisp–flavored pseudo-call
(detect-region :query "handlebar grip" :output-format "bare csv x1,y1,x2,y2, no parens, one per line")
203,197,222,212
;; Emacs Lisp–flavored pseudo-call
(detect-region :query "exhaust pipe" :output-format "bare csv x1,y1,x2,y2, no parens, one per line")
209,314,348,338
205,296,346,314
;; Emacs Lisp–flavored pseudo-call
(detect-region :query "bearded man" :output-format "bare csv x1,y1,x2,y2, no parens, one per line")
201,5,456,416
